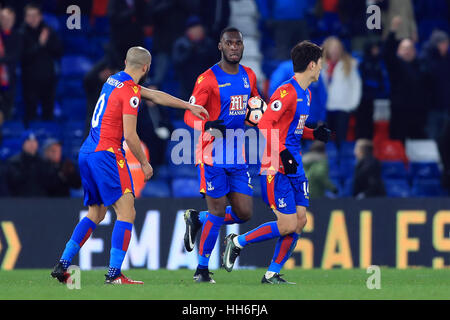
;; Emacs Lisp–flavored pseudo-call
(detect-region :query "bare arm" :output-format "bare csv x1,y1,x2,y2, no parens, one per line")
123,114,153,181
140,86,209,120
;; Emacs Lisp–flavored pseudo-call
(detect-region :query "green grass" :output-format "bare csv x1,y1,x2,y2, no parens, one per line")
0,268,449,300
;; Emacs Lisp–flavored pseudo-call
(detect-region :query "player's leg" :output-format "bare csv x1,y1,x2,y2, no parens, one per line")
52,152,105,283
193,194,227,283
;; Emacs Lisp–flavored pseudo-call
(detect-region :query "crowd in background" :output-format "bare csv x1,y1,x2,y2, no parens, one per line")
0,0,449,199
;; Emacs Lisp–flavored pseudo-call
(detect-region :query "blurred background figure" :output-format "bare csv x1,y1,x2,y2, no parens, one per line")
172,16,217,102
303,140,338,199
0,6,21,124
107,0,150,69
42,138,81,197
355,38,389,140
6,130,46,196
421,30,450,142
256,0,313,60
383,16,427,142
322,36,361,149
352,138,385,198
382,0,418,42
20,3,63,126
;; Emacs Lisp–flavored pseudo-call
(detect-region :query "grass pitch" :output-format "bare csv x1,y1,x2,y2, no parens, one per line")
0,268,449,300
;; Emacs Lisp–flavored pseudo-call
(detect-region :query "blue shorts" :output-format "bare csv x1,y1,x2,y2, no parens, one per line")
79,151,134,207
198,163,253,198
261,172,309,214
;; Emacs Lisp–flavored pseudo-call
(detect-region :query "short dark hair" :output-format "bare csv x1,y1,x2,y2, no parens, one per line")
291,41,323,73
220,27,242,40
24,2,42,14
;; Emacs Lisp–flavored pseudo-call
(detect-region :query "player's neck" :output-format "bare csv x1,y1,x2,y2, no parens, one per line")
123,68,140,84
294,73,312,90
218,60,239,74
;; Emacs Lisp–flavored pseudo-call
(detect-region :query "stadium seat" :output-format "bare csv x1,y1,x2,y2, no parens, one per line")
171,178,202,198
381,161,409,179
169,163,198,178
325,141,338,159
374,139,408,162
405,139,441,163
2,121,25,139
0,138,22,160
60,55,93,77
338,141,355,159
409,162,441,179
29,121,62,141
340,178,353,197
60,98,87,120
384,179,410,198
69,188,84,198
43,13,61,32
140,179,171,198
328,159,341,179
411,178,443,197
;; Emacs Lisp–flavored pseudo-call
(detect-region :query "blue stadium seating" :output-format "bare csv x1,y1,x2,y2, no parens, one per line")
328,159,341,179
339,158,356,178
338,141,356,159
340,178,353,197
60,98,87,120
325,141,338,159
43,13,61,32
381,161,409,179
0,138,22,160
141,179,171,198
410,162,441,179
2,121,25,139
384,179,411,198
171,178,202,198
411,178,443,197
29,121,62,141
168,163,198,178
70,187,84,198
60,55,93,77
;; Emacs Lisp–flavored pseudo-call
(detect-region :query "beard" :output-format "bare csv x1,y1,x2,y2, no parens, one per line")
138,69,150,85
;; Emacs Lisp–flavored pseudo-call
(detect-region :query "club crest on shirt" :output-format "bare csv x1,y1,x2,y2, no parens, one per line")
243,76,250,88
278,198,287,208
132,86,139,94
295,114,309,134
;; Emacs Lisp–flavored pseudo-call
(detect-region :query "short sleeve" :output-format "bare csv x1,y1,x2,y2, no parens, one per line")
259,83,294,128
122,85,141,116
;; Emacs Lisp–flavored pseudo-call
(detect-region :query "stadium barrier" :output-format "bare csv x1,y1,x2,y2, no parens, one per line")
0,198,449,270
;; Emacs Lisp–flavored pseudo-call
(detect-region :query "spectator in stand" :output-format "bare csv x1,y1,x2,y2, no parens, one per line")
322,36,362,149
195,0,230,44
355,39,390,140
352,139,385,198
382,0,418,42
0,6,21,122
6,130,47,197
383,16,427,142
107,0,150,69
421,30,450,142
20,3,63,126
41,138,82,197
172,16,217,102
148,0,193,89
315,0,342,38
269,59,327,127
256,0,314,60
302,141,338,199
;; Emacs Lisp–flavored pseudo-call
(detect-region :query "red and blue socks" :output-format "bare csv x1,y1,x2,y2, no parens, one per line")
198,206,244,225
60,216,97,269
267,233,299,274
108,220,132,278
236,221,281,247
198,213,224,269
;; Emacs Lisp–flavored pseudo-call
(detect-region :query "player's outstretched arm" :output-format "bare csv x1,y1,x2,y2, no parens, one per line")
123,114,153,181
139,86,209,120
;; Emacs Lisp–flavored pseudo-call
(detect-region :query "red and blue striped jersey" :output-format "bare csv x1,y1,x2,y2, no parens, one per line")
184,63,259,167
80,71,141,155
259,76,314,177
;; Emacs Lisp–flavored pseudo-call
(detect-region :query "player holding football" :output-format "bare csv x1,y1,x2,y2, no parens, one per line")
183,27,260,283
223,41,330,284
51,46,208,285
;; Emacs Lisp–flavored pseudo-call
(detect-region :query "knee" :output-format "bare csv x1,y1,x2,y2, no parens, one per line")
277,218,298,236
234,207,253,222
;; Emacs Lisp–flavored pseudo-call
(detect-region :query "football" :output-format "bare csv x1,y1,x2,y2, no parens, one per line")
245,96,267,126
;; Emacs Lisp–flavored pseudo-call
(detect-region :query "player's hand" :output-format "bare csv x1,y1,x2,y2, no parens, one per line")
313,124,331,143
39,27,50,46
141,162,153,182
280,149,298,175
204,119,226,138
188,103,209,121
